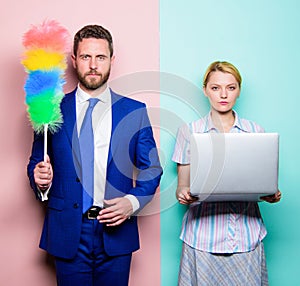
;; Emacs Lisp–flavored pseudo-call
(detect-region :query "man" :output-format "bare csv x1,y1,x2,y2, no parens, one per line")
27,25,162,285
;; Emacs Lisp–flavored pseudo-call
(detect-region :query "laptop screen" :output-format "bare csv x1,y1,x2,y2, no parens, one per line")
190,133,279,202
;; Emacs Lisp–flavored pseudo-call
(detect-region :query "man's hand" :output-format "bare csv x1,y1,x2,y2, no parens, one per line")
97,197,133,226
34,155,53,191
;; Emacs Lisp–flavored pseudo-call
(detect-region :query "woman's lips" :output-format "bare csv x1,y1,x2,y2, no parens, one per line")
219,101,228,105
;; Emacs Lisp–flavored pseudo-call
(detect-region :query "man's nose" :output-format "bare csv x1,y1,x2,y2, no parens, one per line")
89,57,98,70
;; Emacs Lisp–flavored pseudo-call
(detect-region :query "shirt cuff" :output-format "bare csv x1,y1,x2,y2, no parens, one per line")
125,194,140,213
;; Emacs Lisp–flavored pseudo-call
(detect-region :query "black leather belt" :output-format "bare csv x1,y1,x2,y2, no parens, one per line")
83,206,102,220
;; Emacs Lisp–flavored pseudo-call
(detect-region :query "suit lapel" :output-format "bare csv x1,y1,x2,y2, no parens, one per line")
60,88,83,177
63,88,125,169
61,89,77,145
107,89,124,166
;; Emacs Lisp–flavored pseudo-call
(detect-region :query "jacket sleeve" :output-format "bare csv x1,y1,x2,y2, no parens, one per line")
107,102,163,211
27,132,45,200
131,106,162,209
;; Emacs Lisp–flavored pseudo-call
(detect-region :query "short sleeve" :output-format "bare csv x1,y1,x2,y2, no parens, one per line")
172,123,192,164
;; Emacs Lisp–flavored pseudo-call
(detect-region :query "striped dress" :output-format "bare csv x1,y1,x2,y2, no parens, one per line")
172,111,269,285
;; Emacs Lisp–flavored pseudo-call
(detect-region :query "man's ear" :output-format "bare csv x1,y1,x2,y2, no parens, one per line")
110,55,116,65
71,54,76,69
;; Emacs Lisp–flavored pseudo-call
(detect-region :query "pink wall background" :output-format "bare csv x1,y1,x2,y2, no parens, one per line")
0,1,159,285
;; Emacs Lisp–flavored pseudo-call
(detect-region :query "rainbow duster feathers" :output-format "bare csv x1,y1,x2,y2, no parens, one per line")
22,20,71,134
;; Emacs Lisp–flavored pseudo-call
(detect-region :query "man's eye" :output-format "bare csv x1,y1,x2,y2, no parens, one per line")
80,55,90,60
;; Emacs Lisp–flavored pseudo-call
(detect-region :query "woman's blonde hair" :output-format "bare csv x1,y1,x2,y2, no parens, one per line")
203,61,242,88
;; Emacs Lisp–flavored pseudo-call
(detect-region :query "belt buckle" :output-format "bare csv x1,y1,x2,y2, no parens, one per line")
86,206,101,220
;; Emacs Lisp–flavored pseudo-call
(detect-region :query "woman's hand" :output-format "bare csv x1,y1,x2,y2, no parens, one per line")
176,164,198,205
176,186,198,205
261,190,282,203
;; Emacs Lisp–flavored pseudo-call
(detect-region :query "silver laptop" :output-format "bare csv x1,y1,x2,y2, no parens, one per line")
190,133,279,202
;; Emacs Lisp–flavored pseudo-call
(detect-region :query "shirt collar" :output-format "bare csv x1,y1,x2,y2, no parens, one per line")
205,113,217,132
232,111,249,132
76,84,110,104
205,110,248,133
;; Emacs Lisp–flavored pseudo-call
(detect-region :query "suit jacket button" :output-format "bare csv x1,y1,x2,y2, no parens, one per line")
73,203,79,209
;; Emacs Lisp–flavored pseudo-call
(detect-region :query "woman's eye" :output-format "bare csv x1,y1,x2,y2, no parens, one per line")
228,86,236,90
211,86,218,91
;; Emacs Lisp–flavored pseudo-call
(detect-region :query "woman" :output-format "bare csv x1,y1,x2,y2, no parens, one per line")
172,61,281,286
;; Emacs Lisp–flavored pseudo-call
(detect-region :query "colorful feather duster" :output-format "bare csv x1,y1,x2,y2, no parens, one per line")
21,20,71,160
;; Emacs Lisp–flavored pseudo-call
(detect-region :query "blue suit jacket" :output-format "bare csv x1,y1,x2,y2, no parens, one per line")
27,89,162,259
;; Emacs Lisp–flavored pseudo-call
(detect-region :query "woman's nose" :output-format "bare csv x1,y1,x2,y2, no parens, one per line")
220,89,227,98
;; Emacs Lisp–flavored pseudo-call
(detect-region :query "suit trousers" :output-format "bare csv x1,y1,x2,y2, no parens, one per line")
55,217,132,286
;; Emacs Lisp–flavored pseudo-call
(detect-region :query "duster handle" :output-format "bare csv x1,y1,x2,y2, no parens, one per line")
44,124,48,162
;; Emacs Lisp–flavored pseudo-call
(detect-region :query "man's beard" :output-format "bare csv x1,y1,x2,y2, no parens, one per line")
76,68,111,90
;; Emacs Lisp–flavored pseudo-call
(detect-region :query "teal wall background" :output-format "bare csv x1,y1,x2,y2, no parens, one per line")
160,0,300,285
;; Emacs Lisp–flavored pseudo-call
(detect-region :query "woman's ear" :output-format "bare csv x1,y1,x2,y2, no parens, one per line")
203,86,208,97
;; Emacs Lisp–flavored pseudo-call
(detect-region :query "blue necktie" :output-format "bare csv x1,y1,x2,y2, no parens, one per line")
79,98,99,213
